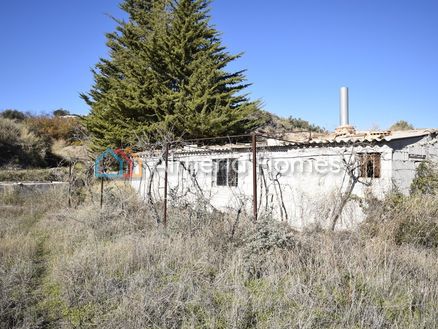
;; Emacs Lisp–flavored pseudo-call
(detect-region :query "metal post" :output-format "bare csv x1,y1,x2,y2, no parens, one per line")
252,133,258,221
163,143,169,228
68,162,72,207
100,178,104,209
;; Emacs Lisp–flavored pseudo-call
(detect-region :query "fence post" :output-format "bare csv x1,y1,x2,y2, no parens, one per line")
100,177,104,209
252,133,258,221
163,143,169,228
68,162,72,208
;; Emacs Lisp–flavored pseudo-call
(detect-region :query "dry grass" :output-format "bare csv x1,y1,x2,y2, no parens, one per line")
362,194,438,248
0,168,68,182
0,190,62,328
1,186,438,328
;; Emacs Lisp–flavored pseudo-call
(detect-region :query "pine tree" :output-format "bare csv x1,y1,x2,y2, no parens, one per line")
82,0,263,149
151,0,262,139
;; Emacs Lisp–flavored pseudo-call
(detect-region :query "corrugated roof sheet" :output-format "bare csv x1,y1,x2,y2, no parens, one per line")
136,129,437,157
301,129,437,145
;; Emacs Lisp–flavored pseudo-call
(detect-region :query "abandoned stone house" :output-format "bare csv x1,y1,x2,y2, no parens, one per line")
131,88,438,229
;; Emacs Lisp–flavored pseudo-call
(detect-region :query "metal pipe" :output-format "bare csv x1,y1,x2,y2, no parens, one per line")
100,178,104,209
173,133,253,144
68,162,72,208
252,134,258,221
163,143,169,228
340,87,349,126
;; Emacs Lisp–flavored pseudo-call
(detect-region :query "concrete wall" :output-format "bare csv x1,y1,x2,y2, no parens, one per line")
131,143,397,230
390,135,438,194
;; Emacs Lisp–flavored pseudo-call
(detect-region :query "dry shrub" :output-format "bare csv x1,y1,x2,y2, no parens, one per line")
0,118,21,146
0,118,52,168
0,118,23,166
25,116,84,144
410,161,438,195
362,194,438,248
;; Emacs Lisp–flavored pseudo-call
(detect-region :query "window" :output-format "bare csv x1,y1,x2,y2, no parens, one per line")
187,162,196,177
358,153,381,178
213,159,238,187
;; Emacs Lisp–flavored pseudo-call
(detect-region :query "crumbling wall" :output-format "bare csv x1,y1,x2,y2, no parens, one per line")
391,135,438,194
131,144,395,230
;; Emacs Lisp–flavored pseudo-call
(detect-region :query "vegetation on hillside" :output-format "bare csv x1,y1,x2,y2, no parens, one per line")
53,108,71,117
0,109,28,121
389,120,414,131
258,112,326,134
0,109,85,169
26,115,84,144
0,118,53,168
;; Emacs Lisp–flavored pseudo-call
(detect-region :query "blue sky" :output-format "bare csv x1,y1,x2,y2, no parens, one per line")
1,0,437,131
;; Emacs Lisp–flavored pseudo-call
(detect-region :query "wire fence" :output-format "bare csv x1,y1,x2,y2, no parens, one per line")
62,132,373,230
129,133,344,228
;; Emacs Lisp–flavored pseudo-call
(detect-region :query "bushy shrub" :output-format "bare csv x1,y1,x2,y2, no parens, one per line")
389,120,414,131
0,118,21,147
26,115,84,143
0,109,27,121
53,108,70,117
0,118,52,168
411,161,438,195
362,193,438,248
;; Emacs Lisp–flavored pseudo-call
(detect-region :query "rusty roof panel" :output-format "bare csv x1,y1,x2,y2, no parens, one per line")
135,129,437,157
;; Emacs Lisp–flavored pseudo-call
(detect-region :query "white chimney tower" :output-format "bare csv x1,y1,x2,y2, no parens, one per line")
335,87,356,135
340,86,349,126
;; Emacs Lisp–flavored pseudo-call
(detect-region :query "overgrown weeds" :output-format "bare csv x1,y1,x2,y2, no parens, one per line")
362,193,438,248
0,190,64,328
1,185,438,328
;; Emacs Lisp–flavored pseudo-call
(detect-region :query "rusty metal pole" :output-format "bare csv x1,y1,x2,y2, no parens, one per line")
100,177,104,209
163,143,169,228
68,162,72,208
252,133,258,221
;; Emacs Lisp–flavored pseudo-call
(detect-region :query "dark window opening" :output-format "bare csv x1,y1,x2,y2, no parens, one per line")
216,159,228,186
214,159,238,187
359,153,381,178
187,162,196,177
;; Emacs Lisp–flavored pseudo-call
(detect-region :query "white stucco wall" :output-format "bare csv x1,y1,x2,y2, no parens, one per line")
249,145,394,229
131,142,402,230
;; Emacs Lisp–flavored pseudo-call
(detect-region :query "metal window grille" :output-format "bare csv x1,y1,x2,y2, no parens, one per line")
359,153,381,178
213,158,239,187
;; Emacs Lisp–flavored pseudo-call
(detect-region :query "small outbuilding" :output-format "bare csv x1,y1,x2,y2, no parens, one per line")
131,88,438,229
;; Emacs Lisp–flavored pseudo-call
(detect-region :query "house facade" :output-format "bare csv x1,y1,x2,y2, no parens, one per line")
131,88,437,229
131,129,438,230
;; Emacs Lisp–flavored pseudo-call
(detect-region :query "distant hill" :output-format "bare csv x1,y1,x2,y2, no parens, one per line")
256,111,326,136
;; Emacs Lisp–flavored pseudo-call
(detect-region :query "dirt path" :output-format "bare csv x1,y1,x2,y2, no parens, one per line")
0,200,52,328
